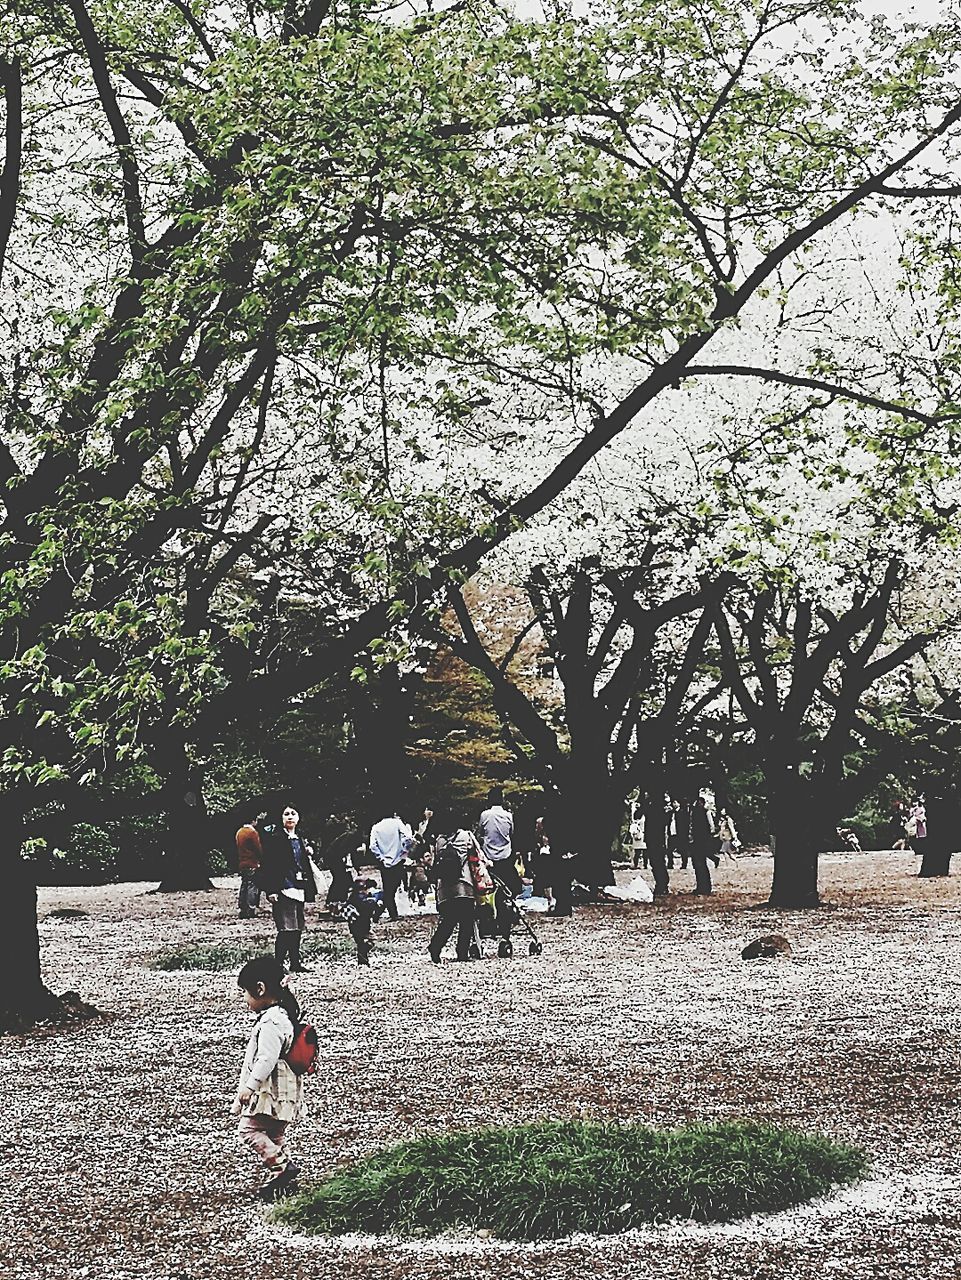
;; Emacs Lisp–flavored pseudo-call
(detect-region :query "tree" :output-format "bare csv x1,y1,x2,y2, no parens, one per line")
7,0,961,1021
438,553,732,888
713,557,943,906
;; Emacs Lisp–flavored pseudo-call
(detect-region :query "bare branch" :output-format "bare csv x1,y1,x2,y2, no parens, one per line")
64,0,146,266
0,55,22,283
682,364,960,428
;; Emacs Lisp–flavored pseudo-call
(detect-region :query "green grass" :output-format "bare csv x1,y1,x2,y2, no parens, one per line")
273,1119,866,1240
151,932,363,970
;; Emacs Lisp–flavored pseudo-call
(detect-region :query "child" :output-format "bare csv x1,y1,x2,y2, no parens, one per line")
407,851,432,908
342,878,386,964
232,955,304,1201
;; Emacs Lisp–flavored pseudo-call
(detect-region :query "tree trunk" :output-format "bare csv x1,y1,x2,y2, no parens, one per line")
766,765,821,908
0,800,64,1027
351,663,413,812
155,740,213,891
554,766,620,888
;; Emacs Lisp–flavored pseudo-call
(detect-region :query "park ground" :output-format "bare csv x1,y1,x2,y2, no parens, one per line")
4,850,961,1280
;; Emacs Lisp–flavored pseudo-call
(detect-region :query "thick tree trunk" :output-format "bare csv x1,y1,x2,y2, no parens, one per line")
766,766,821,908
351,663,413,812
0,800,85,1028
554,767,620,888
155,740,213,891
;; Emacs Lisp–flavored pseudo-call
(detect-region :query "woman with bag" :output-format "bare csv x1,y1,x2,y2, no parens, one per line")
429,815,485,962
257,805,319,973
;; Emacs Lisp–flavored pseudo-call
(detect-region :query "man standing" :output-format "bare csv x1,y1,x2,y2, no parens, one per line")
369,804,413,921
478,787,517,890
235,811,265,919
690,795,717,896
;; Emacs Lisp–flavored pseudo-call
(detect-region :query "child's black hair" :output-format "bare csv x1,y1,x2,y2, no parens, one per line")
237,954,301,1028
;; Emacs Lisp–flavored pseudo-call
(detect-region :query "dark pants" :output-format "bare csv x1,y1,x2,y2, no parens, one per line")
430,897,475,959
326,863,352,908
379,862,405,920
239,870,260,917
348,917,373,964
647,848,670,897
490,858,523,934
691,854,712,894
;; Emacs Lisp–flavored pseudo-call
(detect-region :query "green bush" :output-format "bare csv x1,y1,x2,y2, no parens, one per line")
152,931,370,970
274,1119,866,1240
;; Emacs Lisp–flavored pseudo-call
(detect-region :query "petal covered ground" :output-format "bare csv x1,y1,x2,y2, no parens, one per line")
4,850,961,1280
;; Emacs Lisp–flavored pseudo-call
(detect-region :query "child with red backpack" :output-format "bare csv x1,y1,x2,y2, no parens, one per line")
231,955,315,1201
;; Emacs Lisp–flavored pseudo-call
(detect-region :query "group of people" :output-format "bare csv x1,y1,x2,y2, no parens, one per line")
630,794,739,897
233,788,568,969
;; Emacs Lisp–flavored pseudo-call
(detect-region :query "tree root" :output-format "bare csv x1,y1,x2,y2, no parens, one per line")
0,988,100,1034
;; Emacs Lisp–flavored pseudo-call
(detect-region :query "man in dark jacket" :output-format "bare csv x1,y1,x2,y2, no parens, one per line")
689,796,717,895
257,805,318,972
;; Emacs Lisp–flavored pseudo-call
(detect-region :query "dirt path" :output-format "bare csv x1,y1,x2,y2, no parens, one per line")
4,850,961,1280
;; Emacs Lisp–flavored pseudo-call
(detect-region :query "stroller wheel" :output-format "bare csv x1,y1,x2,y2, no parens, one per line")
529,941,542,957
468,943,481,960
498,939,513,959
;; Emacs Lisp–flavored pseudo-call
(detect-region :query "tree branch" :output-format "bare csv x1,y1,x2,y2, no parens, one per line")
682,364,960,428
64,0,146,267
0,55,22,283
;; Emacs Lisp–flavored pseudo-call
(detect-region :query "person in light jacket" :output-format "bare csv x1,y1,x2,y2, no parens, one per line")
369,803,413,921
231,955,304,1201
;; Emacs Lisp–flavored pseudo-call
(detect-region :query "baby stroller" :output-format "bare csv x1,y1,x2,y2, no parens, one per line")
470,870,543,959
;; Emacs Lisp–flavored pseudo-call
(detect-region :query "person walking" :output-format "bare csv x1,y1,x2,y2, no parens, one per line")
236,811,265,919
630,813,647,869
231,955,305,1201
320,818,360,918
478,787,524,934
258,806,318,973
369,804,414,921
717,809,740,860
429,817,481,962
689,795,716,895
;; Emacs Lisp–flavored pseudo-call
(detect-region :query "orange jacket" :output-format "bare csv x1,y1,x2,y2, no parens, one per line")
235,824,263,872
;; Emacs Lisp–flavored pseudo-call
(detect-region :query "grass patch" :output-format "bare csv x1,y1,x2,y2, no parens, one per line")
274,1118,866,1240
151,932,363,971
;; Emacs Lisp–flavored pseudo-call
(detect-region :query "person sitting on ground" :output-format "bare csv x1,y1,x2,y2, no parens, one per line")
429,816,482,962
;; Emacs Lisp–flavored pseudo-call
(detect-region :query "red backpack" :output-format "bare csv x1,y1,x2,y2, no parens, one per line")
285,1021,320,1076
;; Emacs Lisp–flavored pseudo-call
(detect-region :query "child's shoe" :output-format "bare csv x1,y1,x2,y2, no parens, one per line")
259,1161,301,1202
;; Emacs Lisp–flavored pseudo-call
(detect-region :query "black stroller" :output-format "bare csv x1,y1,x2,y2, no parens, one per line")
470,870,543,959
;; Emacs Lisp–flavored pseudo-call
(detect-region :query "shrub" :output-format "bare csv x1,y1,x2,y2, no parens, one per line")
274,1119,866,1240
152,932,368,970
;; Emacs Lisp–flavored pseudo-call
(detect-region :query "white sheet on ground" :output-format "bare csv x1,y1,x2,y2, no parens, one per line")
604,876,654,904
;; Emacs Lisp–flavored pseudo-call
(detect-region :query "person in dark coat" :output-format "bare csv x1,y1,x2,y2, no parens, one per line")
689,796,717,896
321,820,361,917
257,805,318,973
